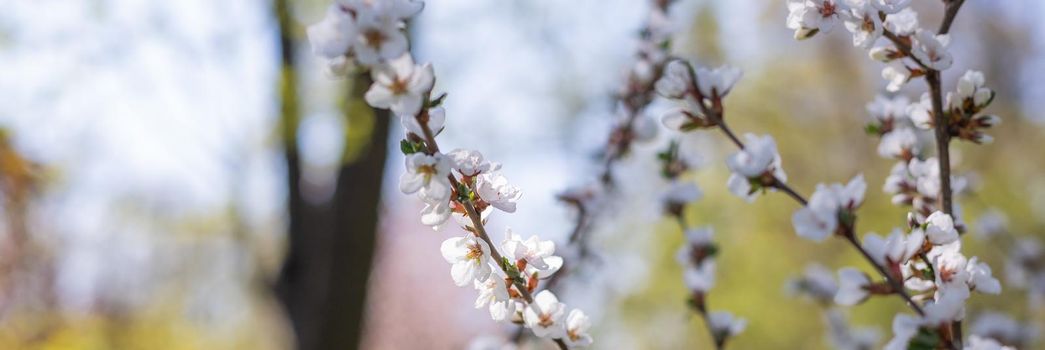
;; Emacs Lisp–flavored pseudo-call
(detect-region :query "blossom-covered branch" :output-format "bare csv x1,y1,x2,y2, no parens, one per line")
785,0,1003,348
657,140,745,349
307,1,590,348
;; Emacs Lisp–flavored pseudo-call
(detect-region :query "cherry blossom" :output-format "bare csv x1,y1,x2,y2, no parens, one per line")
725,134,786,201
862,228,924,268
695,66,742,100
440,235,493,286
884,314,923,350
871,0,911,14
877,127,919,160
352,10,409,65
401,106,445,137
834,267,871,306
683,259,717,293
365,54,435,117
787,0,850,40
564,309,593,348
307,5,358,60
843,1,883,49
400,153,452,202
910,30,952,70
925,211,959,245
523,290,567,339
707,311,747,342
655,60,693,99
502,229,562,278
787,264,838,303
866,94,911,132
792,174,865,241
447,149,501,177
883,8,919,36
476,173,522,213
881,62,912,92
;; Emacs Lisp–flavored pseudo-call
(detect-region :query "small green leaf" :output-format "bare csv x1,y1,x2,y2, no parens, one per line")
427,93,448,108
865,123,881,136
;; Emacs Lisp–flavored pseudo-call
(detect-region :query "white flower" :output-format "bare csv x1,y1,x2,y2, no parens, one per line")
502,229,562,278
869,46,899,62
307,5,358,59
683,259,717,292
474,272,519,322
655,60,693,99
726,134,786,201
834,267,871,306
365,55,434,117
972,313,1034,347
365,0,425,22
871,0,911,14
910,30,952,70
447,149,501,177
400,153,452,202
352,10,409,65
965,336,1016,350
420,200,451,227
883,8,919,36
476,173,522,213
882,62,911,92
491,300,525,324
907,93,934,129
862,228,924,267
877,127,919,159
663,180,703,207
925,211,959,245
661,106,708,131
401,106,445,137
523,290,567,339
788,264,838,302
884,314,923,350
844,1,883,49
867,94,910,127
787,0,850,40
951,70,994,111
924,281,969,324
440,235,493,286
564,309,593,348
707,311,747,340
695,66,743,99
966,256,1002,294
792,175,865,241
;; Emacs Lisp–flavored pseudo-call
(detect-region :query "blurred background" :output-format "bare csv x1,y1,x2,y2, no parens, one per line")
1,0,1044,349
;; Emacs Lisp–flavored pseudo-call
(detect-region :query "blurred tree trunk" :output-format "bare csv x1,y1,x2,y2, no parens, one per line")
271,1,390,349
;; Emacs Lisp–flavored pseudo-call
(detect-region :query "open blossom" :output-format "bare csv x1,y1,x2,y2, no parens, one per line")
307,5,358,60
655,60,693,99
883,8,919,36
843,0,882,49
695,66,742,100
420,200,451,227
352,11,408,65
862,228,924,268
871,0,911,14
884,314,923,350
365,54,435,117
907,93,934,129
792,174,865,242
924,281,969,324
440,235,493,286
707,311,747,341
877,127,919,159
834,267,871,306
683,259,716,292
910,30,952,70
476,173,522,213
448,149,501,177
787,264,838,303
966,256,1002,294
866,94,910,130
908,157,967,198
564,309,593,348
502,229,562,278
473,271,516,321
400,153,452,201
881,62,912,92
523,290,567,339
966,336,1016,350
786,0,849,40
925,211,959,245
726,134,786,201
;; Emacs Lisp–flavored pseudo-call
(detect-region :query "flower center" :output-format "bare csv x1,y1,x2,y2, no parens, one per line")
819,2,837,18
390,78,410,95
364,29,386,48
568,328,581,341
466,243,483,260
538,313,555,328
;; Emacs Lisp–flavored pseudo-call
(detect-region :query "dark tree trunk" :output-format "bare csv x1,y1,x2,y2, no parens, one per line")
271,1,390,349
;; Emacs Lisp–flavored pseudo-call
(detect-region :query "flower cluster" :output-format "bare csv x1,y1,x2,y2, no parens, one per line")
308,1,590,347
656,71,747,349
908,71,1001,144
